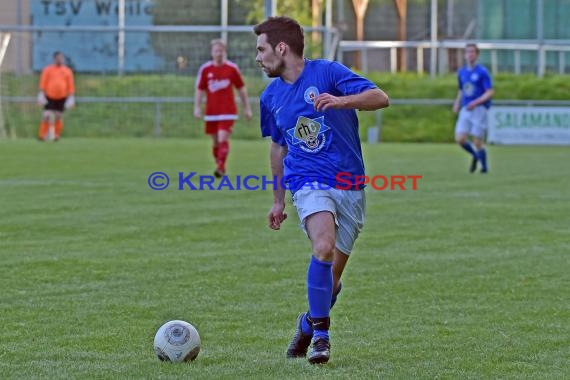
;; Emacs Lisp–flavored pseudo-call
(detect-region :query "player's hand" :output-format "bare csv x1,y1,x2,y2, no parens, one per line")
193,108,201,119
244,107,253,121
37,91,47,106
268,202,287,230
452,103,460,114
313,93,345,112
64,95,75,110
466,101,477,110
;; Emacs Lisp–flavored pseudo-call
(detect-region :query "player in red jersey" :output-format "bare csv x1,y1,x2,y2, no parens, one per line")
194,39,253,177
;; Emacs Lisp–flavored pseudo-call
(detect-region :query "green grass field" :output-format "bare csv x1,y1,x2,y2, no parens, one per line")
1,139,569,379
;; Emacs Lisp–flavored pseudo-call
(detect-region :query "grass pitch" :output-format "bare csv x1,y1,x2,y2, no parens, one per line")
0,139,568,379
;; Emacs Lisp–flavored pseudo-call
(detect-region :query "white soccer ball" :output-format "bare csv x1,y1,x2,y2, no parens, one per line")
153,320,201,362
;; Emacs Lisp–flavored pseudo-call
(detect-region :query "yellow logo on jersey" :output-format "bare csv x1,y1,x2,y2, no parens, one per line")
287,115,331,153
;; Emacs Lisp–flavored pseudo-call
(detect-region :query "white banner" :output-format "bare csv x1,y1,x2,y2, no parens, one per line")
488,106,570,145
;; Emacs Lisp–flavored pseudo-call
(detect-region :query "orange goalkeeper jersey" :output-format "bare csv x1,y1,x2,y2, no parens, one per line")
39,64,75,100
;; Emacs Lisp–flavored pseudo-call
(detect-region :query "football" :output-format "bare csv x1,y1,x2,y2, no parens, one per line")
153,320,201,363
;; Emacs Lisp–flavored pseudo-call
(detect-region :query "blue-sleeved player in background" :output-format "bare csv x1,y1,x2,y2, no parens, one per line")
253,16,390,364
453,43,495,173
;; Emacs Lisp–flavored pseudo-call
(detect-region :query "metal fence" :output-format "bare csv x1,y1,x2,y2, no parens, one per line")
4,0,570,76
0,25,339,76
338,39,570,76
2,0,570,140
5,95,570,140
335,0,570,76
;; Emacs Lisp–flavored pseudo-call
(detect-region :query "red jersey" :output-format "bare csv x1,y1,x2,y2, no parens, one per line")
196,60,245,121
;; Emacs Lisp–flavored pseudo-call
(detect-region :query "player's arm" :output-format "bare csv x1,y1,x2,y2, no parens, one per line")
237,86,253,120
39,67,48,92
232,67,252,120
67,69,76,96
268,142,288,230
194,89,204,119
37,68,48,106
467,70,494,110
466,88,494,110
64,69,76,109
314,88,389,112
453,90,462,113
194,66,208,119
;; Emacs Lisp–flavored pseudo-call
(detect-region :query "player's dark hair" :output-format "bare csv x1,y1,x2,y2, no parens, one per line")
253,16,304,57
53,51,63,58
465,43,479,54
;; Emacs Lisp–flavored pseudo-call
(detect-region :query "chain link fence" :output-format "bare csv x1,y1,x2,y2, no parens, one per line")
1,0,569,139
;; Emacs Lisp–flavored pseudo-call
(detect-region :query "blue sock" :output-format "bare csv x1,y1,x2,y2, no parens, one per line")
302,281,342,335
478,148,488,171
330,281,342,309
307,256,333,340
461,142,477,159
301,313,313,335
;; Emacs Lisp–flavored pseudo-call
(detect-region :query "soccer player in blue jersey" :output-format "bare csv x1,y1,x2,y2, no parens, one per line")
254,17,390,364
453,43,494,173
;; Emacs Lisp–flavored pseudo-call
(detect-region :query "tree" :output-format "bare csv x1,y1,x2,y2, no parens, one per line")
311,0,323,58
351,0,370,70
394,0,407,71
237,0,325,57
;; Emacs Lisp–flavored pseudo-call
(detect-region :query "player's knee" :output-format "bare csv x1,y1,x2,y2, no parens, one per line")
473,139,484,149
455,135,467,145
218,133,229,143
312,239,335,261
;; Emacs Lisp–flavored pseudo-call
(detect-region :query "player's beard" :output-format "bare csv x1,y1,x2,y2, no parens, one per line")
265,60,285,78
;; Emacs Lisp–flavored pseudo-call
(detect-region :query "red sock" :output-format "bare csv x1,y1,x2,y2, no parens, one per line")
217,141,229,171
38,121,49,139
55,119,63,138
213,145,219,164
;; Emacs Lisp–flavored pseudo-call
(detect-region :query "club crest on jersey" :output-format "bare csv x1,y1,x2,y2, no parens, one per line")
463,82,474,97
304,86,320,104
287,116,331,153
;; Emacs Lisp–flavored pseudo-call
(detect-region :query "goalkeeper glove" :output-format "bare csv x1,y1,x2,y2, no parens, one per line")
64,95,75,109
37,91,47,106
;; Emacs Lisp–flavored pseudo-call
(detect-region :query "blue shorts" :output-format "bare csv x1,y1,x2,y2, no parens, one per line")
292,182,366,255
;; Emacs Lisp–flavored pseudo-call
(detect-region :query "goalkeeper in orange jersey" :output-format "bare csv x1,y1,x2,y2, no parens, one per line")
37,51,75,141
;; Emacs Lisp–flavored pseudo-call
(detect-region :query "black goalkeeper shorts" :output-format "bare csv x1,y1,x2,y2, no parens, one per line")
44,97,67,112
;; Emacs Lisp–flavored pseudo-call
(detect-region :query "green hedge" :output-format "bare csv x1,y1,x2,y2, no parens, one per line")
3,72,569,142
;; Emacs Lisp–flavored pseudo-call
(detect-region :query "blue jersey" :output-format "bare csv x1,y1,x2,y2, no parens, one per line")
458,64,493,109
260,59,378,193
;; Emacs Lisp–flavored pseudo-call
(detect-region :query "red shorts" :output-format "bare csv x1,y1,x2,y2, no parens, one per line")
205,120,234,135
